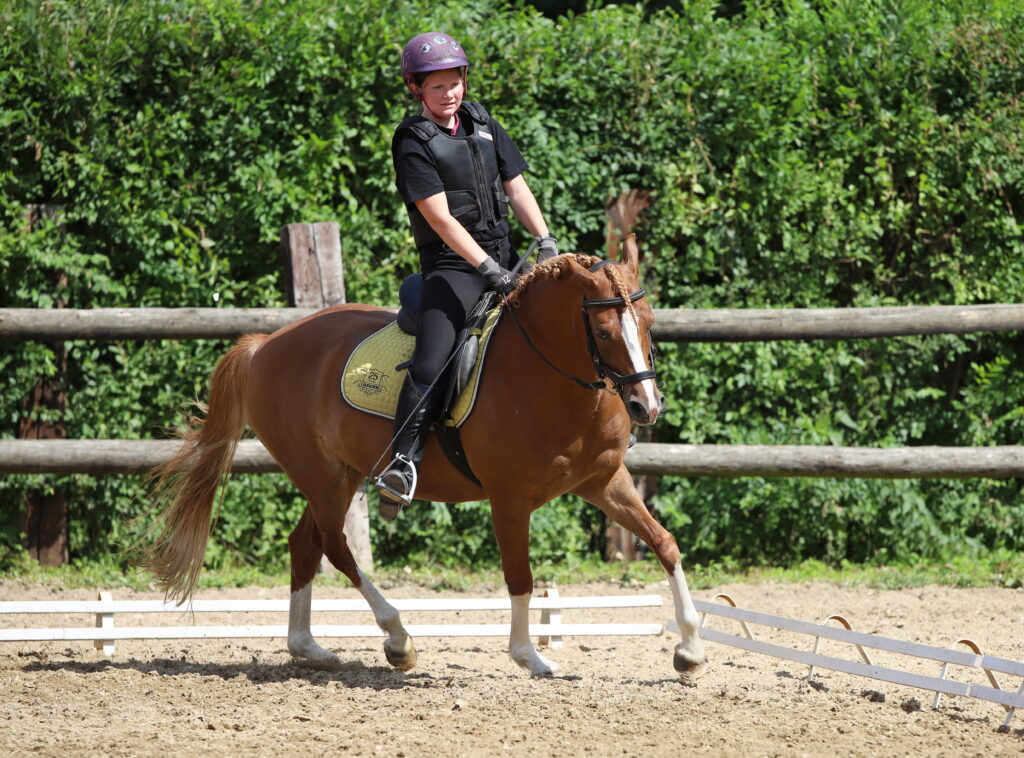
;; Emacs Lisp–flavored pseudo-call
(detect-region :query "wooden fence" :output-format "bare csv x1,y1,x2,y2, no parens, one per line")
1,439,1023,479
3,303,1024,479
5,222,1024,567
3,303,1024,342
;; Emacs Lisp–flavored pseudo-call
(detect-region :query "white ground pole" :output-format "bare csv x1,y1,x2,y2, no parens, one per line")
666,593,1024,726
0,592,664,653
538,587,563,648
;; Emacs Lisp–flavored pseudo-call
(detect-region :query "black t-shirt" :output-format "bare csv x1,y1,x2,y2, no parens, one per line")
392,107,528,269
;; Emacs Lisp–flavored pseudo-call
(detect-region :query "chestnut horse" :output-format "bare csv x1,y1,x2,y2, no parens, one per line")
142,234,707,681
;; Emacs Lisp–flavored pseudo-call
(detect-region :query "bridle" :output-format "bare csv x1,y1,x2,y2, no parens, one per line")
581,287,658,394
504,261,657,397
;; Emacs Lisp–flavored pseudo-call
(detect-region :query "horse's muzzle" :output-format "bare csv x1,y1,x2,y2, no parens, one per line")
626,388,663,426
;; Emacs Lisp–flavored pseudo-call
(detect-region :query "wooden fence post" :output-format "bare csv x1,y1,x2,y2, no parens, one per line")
280,222,373,574
603,191,652,563
20,205,69,567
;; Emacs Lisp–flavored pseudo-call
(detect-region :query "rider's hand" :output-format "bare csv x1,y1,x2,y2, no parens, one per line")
535,233,559,263
476,257,516,295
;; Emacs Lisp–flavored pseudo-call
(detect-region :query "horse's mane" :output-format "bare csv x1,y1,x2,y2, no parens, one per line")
508,254,639,323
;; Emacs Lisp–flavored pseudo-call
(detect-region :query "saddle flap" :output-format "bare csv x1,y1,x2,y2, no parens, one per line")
441,291,499,412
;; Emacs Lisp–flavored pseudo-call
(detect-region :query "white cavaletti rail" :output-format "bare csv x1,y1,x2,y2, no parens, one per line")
669,594,1024,729
0,588,664,655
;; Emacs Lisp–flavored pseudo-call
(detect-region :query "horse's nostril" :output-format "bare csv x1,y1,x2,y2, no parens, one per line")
628,400,647,420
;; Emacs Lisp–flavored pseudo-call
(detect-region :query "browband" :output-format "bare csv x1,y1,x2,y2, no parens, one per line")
583,288,647,308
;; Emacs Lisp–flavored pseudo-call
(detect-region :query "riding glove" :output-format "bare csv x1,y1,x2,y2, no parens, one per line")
476,257,516,295
535,233,559,263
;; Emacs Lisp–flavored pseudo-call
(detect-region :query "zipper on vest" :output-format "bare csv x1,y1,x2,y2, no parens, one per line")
467,138,497,227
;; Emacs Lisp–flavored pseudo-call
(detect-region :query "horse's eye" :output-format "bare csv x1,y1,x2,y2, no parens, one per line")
595,328,611,340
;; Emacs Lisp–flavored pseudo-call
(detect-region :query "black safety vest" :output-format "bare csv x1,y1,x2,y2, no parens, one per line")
397,101,510,248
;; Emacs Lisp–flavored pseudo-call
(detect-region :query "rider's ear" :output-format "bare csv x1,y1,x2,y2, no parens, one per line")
622,234,640,276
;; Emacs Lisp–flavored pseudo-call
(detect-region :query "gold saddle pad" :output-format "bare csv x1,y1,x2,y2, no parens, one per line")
341,307,502,428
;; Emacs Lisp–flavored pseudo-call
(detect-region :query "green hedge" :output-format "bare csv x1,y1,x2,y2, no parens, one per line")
1,0,1022,573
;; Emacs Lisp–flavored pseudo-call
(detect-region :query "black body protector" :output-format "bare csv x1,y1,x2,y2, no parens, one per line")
398,101,510,249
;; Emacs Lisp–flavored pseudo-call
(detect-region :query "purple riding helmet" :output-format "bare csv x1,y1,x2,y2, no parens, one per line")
401,32,469,86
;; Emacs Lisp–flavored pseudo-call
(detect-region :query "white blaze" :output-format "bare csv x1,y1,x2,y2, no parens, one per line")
620,312,659,410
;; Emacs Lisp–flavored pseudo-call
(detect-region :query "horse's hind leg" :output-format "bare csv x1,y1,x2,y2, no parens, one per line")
574,466,707,683
490,500,561,677
287,506,338,664
286,460,416,671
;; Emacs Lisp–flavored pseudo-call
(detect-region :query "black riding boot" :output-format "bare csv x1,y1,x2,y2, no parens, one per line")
375,375,440,520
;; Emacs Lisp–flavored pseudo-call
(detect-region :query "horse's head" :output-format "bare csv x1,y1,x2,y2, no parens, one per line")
577,234,663,425
512,235,663,426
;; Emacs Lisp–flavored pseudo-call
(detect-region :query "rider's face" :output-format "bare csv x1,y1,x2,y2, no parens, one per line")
417,68,465,126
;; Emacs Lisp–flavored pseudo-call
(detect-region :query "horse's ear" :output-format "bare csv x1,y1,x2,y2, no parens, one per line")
622,234,640,275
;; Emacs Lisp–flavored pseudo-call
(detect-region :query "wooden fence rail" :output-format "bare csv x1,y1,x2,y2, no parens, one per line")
3,439,1023,479
3,303,1024,342
653,303,1024,342
2,304,1023,480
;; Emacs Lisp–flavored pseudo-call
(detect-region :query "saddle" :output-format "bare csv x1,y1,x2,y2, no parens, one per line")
341,275,502,485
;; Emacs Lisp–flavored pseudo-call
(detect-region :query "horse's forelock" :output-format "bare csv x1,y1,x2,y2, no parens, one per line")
600,263,640,325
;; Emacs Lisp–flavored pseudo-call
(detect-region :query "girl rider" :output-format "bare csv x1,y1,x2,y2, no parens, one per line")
375,32,558,519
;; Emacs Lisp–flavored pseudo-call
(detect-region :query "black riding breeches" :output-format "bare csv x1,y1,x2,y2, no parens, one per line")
411,236,517,389
409,268,489,388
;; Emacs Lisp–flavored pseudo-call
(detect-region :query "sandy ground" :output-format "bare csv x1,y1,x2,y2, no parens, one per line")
1,578,1022,757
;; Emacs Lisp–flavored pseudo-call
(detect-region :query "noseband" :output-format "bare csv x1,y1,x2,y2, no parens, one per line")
505,262,658,396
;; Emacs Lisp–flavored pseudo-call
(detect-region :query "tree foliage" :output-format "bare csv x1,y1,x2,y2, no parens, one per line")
1,0,1023,572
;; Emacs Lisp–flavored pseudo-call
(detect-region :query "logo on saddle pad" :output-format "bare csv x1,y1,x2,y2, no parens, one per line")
340,308,502,428
354,367,390,397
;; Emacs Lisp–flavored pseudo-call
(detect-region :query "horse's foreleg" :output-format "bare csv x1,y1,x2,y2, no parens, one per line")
491,501,561,677
575,466,707,682
665,561,706,682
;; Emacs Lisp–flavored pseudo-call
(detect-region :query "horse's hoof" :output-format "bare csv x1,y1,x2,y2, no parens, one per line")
677,660,708,684
384,638,417,671
673,648,707,683
289,638,342,668
527,657,561,678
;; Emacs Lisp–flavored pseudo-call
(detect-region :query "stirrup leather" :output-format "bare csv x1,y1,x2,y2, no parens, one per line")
375,454,419,507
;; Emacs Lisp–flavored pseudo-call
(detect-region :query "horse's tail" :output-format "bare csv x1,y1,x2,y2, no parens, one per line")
140,333,269,605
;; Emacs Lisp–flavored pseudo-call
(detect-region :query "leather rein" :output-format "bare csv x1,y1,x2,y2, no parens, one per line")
503,266,657,396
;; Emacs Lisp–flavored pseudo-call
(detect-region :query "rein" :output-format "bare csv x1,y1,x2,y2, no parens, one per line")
505,305,609,392
504,261,657,396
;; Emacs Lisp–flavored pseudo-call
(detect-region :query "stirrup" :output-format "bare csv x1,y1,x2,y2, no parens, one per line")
375,454,418,520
